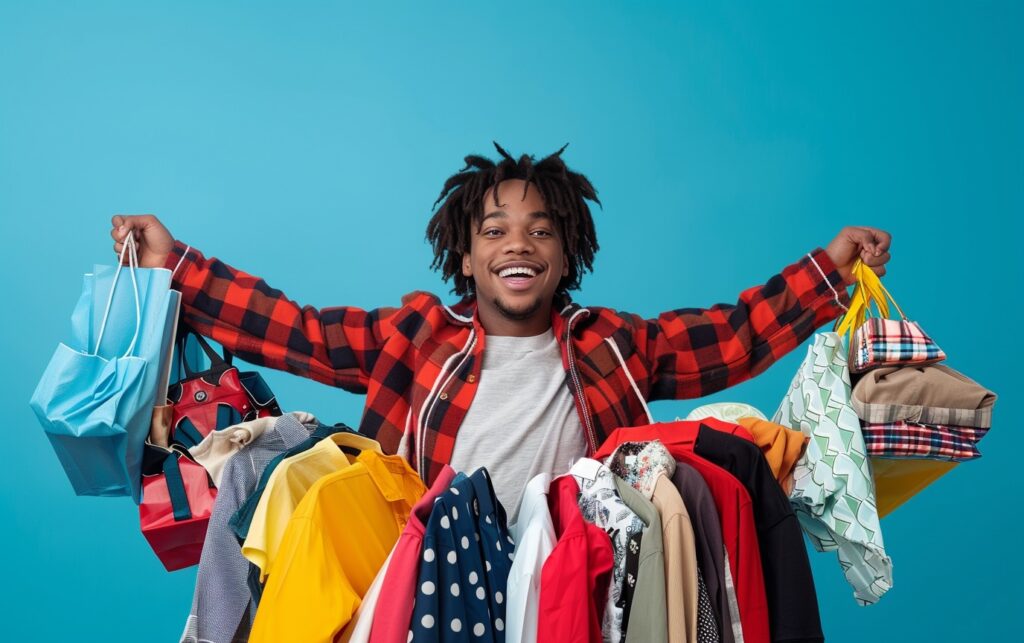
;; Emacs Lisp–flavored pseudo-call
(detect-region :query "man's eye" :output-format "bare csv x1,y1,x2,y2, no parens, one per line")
531,230,553,237
482,229,503,237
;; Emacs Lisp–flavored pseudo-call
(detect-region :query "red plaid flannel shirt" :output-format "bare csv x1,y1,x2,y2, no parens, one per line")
164,241,850,483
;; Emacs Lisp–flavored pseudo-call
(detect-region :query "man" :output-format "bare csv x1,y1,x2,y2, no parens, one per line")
110,143,890,513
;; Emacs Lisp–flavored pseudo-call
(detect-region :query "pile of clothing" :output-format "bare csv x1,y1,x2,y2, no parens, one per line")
178,412,825,643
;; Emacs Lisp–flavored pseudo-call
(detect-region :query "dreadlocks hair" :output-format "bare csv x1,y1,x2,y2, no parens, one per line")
426,142,601,297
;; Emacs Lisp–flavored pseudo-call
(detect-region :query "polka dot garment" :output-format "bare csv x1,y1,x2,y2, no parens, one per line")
696,568,721,643
409,468,515,642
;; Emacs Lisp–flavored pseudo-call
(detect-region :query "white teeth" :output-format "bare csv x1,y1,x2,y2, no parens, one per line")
498,266,537,278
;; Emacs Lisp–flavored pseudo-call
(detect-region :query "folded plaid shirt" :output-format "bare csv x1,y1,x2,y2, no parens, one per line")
862,420,988,461
853,318,945,372
164,241,849,483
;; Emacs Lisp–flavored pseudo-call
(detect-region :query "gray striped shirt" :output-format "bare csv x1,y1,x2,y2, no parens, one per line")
180,412,317,643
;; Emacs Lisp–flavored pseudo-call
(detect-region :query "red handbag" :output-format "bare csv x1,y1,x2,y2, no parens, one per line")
139,446,217,571
167,329,281,449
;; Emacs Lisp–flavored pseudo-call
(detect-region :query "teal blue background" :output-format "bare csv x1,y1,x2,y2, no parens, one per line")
1,1,1020,640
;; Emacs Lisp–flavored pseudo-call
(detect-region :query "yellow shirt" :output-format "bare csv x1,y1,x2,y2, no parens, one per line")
249,451,426,643
241,431,382,580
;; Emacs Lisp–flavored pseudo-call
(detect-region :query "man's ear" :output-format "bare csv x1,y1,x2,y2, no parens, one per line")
562,254,570,277
462,253,473,278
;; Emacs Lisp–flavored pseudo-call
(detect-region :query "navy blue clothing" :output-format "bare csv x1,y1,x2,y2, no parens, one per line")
410,468,515,643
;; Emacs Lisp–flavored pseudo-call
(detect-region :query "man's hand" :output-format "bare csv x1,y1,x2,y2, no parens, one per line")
109,214,175,268
825,226,892,285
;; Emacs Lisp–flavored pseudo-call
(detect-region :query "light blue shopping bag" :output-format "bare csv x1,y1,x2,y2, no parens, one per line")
30,237,178,501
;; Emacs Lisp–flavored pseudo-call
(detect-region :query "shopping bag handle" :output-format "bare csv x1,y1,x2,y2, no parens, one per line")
834,259,907,340
162,453,193,522
93,235,141,358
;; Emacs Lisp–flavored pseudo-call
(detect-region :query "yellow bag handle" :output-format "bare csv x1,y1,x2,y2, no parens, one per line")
834,259,907,341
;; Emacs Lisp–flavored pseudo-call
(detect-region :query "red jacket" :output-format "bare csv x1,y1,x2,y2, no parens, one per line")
538,475,613,643
164,240,848,483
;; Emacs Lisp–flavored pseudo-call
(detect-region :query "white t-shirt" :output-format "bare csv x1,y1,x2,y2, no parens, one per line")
447,329,588,520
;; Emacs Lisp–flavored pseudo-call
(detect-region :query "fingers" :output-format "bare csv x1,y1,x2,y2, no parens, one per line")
109,214,172,268
111,214,133,242
846,227,877,257
111,223,141,261
110,214,150,243
871,228,892,255
861,250,890,268
854,226,891,256
111,228,140,245
844,226,891,278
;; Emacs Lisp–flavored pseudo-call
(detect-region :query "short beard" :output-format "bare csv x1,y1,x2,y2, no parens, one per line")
492,295,544,321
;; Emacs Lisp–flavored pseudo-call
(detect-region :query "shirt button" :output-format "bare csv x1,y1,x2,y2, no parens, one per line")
467,374,476,383
439,392,448,400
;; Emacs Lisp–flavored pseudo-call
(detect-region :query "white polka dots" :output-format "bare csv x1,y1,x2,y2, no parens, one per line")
407,630,414,642
410,471,518,643
451,487,460,495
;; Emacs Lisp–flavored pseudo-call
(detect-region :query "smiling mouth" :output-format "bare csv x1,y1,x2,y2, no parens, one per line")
495,265,543,291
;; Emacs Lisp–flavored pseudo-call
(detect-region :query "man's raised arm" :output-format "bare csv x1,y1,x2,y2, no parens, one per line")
626,226,891,400
111,214,397,393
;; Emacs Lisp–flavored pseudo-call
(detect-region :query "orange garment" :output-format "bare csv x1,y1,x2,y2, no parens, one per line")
735,417,808,494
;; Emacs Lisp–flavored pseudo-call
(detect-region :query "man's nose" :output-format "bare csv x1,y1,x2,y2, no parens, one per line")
503,229,535,253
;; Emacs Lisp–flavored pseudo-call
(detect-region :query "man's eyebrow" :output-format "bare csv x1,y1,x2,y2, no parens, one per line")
480,210,508,223
480,210,551,223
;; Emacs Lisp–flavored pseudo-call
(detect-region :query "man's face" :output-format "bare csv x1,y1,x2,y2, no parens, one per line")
462,179,569,327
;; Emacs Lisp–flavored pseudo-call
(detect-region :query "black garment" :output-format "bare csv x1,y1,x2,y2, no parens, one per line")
695,424,824,643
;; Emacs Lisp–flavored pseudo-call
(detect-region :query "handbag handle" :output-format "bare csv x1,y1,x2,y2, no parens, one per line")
93,235,141,358
173,417,206,449
835,259,908,340
162,453,193,522
176,328,231,379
